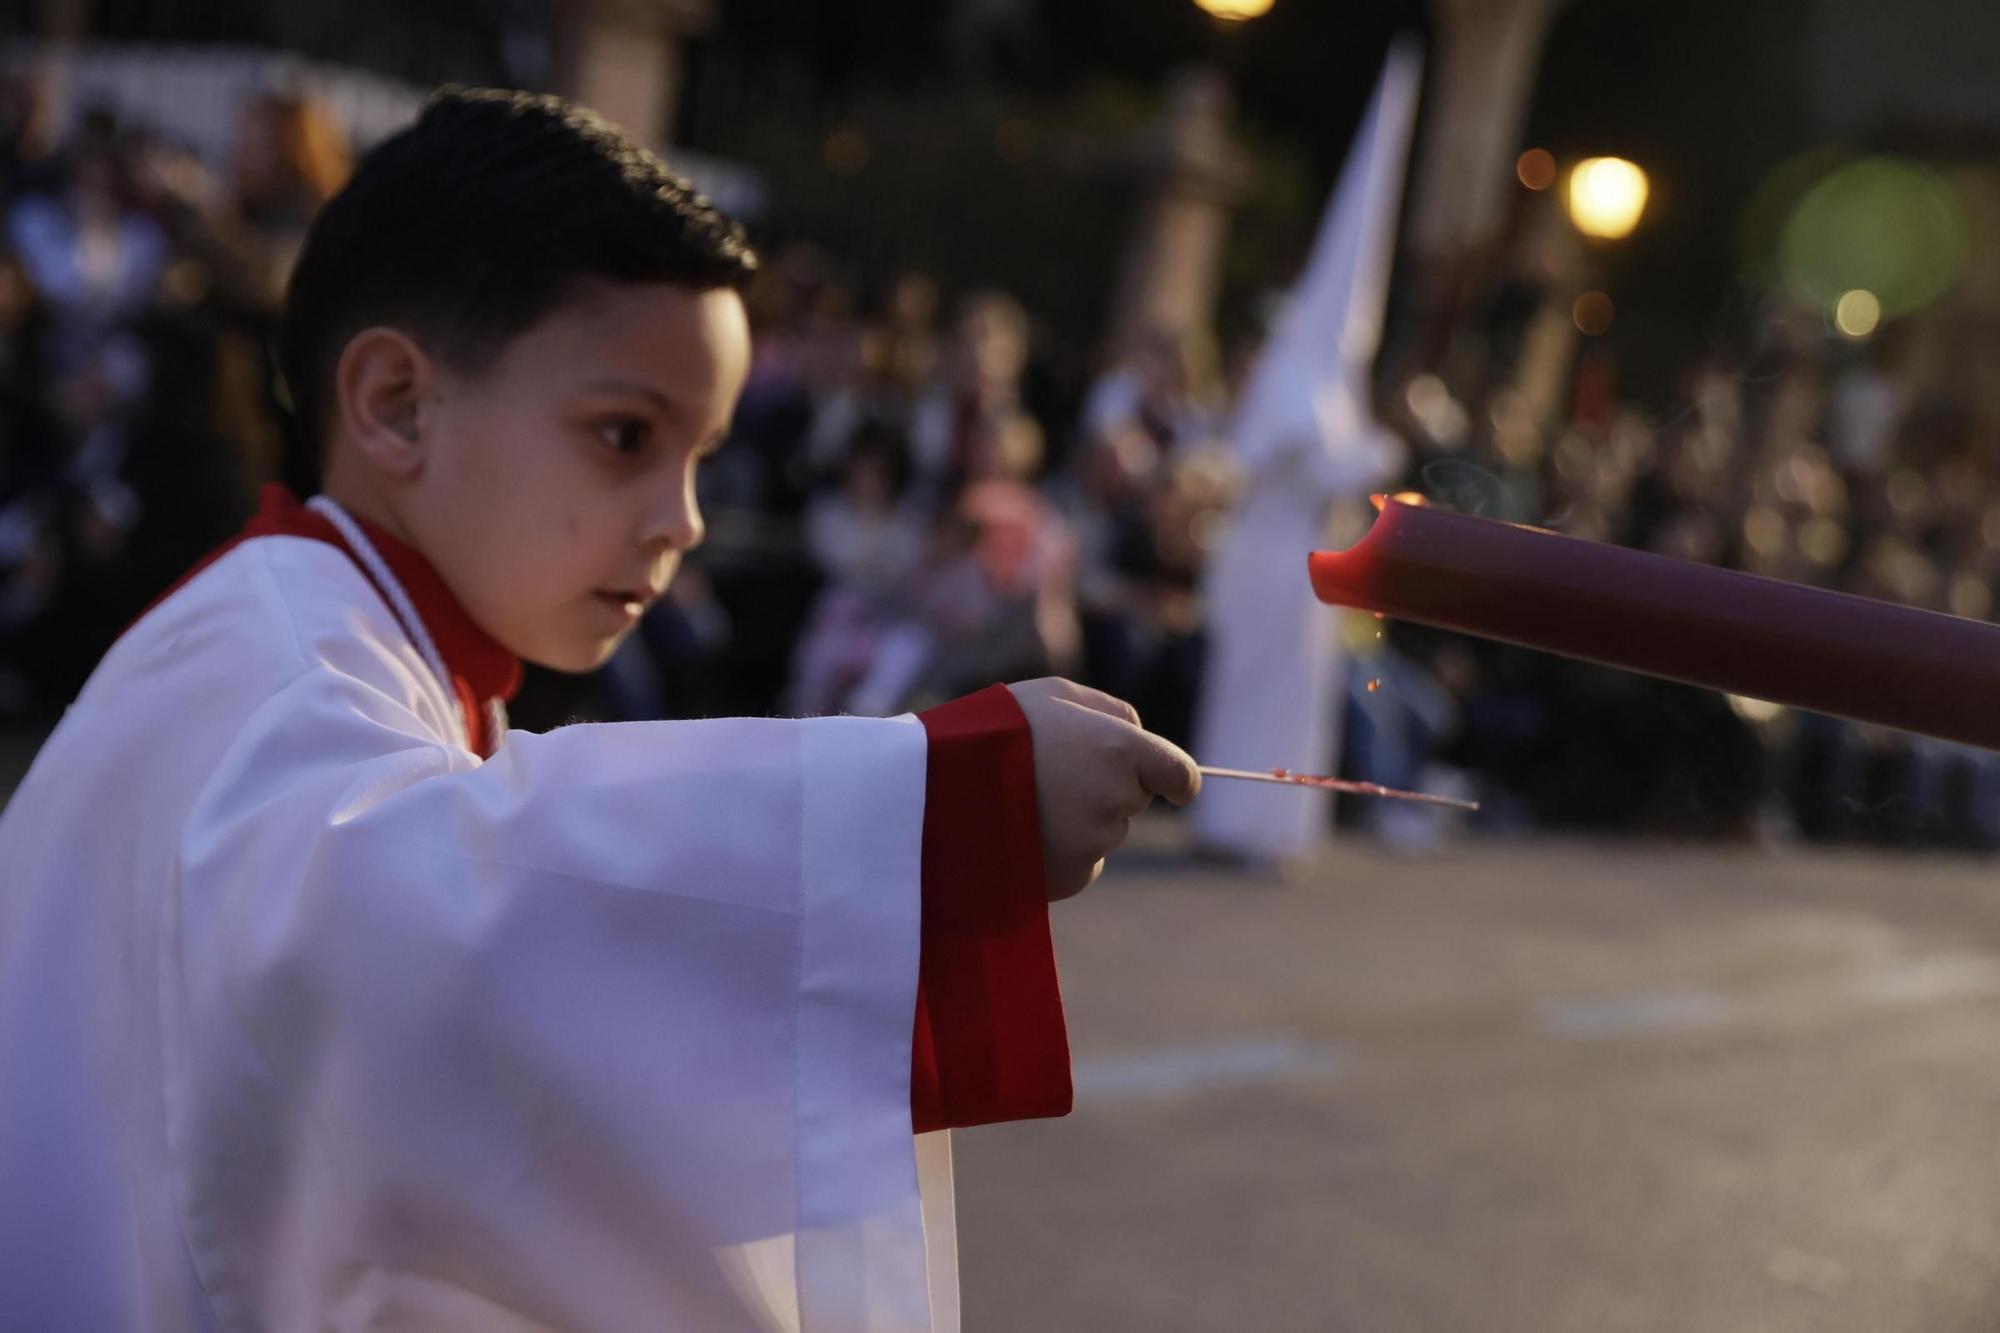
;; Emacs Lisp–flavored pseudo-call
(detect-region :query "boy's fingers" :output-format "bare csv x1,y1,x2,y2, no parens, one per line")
1048,856,1105,902
1046,678,1141,727
1131,731,1202,806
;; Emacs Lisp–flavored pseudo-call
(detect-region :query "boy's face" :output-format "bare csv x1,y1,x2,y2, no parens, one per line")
401,279,750,672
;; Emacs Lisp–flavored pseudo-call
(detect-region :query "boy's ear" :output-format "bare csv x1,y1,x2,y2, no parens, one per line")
334,327,436,478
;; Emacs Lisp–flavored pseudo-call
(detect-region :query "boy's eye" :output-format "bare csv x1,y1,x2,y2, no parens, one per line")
599,418,652,456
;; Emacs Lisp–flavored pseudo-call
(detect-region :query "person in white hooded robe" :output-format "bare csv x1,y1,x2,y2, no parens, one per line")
0,88,1201,1333
1191,45,1422,869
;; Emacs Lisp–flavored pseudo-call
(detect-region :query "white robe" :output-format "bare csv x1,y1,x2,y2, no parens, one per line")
1191,478,1346,862
0,533,958,1332
1191,416,1394,863
1188,43,1420,863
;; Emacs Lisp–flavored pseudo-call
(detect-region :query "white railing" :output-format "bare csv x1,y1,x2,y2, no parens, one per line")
1,41,765,216
5,42,423,165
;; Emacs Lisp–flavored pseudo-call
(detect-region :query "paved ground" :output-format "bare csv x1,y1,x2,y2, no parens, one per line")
957,821,2000,1332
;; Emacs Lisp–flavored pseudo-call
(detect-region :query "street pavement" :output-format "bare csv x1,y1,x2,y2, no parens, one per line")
957,820,2000,1332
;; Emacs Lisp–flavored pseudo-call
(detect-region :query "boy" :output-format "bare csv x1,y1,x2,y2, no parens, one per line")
0,89,1199,1331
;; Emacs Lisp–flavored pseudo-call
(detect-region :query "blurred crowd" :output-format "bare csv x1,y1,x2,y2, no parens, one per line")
0,75,346,711
1370,310,2000,848
0,79,1991,850
602,242,1239,764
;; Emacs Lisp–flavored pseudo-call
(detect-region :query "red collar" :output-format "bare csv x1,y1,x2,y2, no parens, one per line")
244,484,524,716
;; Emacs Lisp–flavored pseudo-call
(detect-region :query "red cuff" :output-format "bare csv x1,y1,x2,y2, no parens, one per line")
911,684,1072,1132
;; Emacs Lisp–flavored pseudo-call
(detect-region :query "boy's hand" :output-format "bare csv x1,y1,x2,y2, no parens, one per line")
1006,678,1202,901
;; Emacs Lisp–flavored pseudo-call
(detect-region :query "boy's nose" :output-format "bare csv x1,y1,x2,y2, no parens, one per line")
645,472,705,552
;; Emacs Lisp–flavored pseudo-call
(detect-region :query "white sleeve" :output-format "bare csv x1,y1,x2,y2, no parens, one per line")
164,669,947,1333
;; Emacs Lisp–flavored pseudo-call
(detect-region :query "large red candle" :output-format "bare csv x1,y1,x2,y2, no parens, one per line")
1310,498,2000,750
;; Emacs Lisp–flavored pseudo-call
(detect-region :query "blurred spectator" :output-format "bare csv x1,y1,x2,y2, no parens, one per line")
894,474,1079,710
1070,447,1231,750
1078,324,1226,483
142,92,353,480
6,132,168,382
909,289,1041,496
1828,335,1905,471
225,92,352,302
137,92,352,314
0,67,61,205
0,249,58,714
789,420,929,715
719,241,827,516
23,311,252,698
802,271,939,481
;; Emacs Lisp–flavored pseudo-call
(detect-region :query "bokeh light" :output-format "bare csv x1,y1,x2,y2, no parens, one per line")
1516,148,1557,191
1951,573,1992,621
823,125,871,176
1833,289,1881,339
1800,517,1849,567
1404,374,1470,448
993,118,1033,165
1566,157,1650,240
1780,157,1967,316
1743,506,1787,557
1189,0,1276,19
1572,290,1615,335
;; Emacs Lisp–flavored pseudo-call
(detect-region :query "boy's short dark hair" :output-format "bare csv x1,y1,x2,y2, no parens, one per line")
279,87,758,486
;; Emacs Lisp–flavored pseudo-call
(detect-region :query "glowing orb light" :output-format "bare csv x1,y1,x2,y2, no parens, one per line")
1190,0,1276,20
1566,157,1650,240
1781,157,1966,316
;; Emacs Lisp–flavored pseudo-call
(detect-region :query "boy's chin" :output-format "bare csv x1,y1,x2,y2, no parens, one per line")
523,630,629,675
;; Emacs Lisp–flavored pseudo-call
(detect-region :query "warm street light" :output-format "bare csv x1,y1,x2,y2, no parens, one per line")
1190,0,1276,21
1834,289,1882,339
1566,156,1650,240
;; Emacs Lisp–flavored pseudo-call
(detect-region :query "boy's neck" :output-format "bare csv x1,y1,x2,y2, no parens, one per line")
318,460,419,552
307,460,521,711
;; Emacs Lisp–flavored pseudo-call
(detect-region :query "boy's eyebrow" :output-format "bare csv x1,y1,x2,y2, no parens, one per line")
584,378,683,419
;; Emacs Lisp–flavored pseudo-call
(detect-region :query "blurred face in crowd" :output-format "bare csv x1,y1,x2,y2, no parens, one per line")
844,449,895,512
325,278,750,671
0,256,30,331
889,272,938,331
232,100,285,200
67,150,123,221
958,295,1028,390
232,94,351,209
1134,329,1187,402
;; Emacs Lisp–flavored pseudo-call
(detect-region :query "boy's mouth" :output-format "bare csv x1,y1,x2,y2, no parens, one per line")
593,588,657,619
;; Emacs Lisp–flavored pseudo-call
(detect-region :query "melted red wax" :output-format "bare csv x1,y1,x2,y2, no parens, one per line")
1268,768,1383,794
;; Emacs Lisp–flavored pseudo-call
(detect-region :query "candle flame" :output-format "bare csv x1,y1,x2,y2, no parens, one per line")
1370,491,1430,512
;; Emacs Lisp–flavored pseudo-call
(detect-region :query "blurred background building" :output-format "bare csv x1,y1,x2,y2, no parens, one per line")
2,0,1999,849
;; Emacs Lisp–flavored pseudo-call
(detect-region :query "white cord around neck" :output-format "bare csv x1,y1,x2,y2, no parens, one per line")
307,495,470,749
